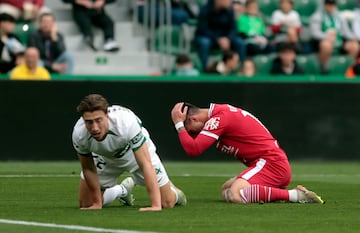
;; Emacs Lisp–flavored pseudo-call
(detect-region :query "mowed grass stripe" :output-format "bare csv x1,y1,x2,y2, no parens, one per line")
0,162,359,233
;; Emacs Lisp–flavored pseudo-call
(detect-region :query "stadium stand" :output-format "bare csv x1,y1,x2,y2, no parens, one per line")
8,0,352,77
294,0,318,25
46,0,162,75
258,0,278,22
337,0,357,11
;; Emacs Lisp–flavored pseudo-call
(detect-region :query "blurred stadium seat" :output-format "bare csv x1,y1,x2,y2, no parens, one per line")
294,0,318,25
253,54,275,74
297,55,319,74
13,21,35,47
337,0,357,11
328,55,354,74
258,0,278,22
155,25,184,54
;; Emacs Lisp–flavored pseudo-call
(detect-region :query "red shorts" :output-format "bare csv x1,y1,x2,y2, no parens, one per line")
237,157,291,189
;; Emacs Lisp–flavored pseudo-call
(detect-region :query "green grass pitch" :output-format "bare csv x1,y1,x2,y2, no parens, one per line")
0,161,359,233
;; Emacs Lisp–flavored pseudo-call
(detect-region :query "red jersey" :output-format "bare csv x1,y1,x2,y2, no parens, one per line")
178,104,287,165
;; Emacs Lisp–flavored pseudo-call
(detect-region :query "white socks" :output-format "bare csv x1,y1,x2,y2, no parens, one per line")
170,185,179,203
102,185,127,206
288,189,298,203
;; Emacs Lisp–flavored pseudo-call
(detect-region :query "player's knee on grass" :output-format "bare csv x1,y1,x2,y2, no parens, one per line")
223,188,243,203
161,190,177,208
160,183,178,208
162,199,176,208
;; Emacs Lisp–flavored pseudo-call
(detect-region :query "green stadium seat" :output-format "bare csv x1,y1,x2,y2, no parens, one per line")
190,54,203,71
13,21,34,47
297,55,319,74
296,55,353,75
258,0,278,20
253,54,275,74
155,25,186,54
328,55,353,75
337,0,356,11
294,0,318,25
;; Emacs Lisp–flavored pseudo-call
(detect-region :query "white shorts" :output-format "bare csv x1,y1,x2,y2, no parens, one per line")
80,145,170,189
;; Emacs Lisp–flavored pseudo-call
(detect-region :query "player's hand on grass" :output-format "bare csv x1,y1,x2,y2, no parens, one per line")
139,206,162,211
80,203,102,210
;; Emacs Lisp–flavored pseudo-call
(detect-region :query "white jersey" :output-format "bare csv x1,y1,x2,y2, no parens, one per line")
72,105,160,167
271,9,301,28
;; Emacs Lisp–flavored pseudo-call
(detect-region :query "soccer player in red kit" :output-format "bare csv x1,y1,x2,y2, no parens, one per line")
171,102,324,204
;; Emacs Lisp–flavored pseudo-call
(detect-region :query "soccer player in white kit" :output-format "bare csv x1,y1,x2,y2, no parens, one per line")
72,94,186,211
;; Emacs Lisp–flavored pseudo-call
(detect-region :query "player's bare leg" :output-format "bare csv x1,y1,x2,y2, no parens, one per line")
160,182,187,208
78,178,105,208
221,176,236,191
221,176,237,200
222,178,251,203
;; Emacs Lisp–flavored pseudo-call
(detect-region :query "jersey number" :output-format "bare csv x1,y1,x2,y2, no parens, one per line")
241,110,270,134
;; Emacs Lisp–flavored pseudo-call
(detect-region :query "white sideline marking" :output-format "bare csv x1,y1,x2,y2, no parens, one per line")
0,219,157,233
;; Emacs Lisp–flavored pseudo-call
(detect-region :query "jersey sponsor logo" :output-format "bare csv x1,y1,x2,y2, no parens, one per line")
113,144,131,158
204,117,220,131
216,142,239,156
131,131,144,145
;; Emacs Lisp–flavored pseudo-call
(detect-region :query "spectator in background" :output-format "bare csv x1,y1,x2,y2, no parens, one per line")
195,0,246,71
345,52,360,78
238,58,256,77
270,42,304,75
232,0,246,19
137,0,198,26
310,0,359,74
175,54,200,76
237,0,274,56
10,47,50,80
206,50,239,75
271,0,301,49
353,1,360,42
62,0,119,52
0,13,25,74
28,13,74,74
0,0,50,22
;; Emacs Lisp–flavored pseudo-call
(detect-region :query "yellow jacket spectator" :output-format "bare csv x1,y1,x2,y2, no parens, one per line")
10,47,50,80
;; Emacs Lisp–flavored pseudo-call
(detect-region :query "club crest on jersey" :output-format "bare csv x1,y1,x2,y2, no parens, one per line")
204,117,220,130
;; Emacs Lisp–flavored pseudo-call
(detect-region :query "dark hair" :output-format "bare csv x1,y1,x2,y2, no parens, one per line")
277,42,296,53
77,94,109,115
39,12,55,22
324,0,337,5
182,102,200,117
354,64,360,75
280,0,294,6
175,54,191,65
222,50,237,63
0,13,16,23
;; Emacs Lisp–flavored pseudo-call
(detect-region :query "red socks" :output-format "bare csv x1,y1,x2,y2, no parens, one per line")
240,184,289,203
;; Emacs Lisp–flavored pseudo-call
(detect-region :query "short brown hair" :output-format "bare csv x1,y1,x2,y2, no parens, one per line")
76,94,109,115
280,0,294,6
